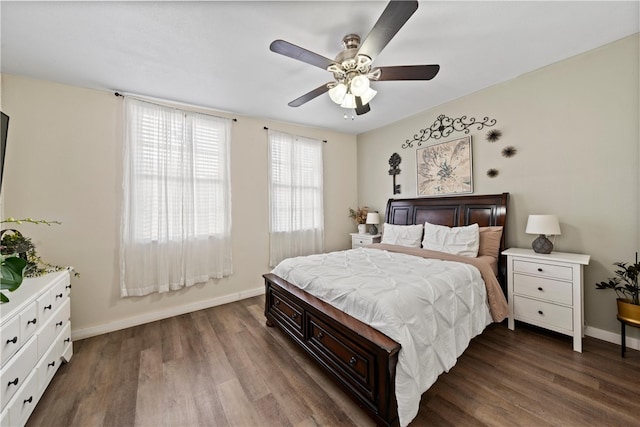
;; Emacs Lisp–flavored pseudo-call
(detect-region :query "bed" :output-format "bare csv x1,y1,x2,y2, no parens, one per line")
263,193,509,426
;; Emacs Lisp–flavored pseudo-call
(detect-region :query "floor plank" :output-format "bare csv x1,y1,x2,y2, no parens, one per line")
27,295,640,427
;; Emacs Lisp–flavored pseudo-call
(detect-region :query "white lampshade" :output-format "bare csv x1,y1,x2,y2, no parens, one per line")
525,215,561,236
359,87,377,105
366,212,380,225
350,75,370,97
328,83,347,104
340,93,357,109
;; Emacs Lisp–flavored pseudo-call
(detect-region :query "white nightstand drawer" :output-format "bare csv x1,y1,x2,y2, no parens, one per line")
513,274,572,306
513,260,572,281
513,296,573,331
350,234,381,249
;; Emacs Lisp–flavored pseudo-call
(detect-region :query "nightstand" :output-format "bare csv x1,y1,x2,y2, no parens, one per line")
350,233,381,249
502,248,590,352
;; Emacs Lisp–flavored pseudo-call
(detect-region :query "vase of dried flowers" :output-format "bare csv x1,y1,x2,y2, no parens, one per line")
348,207,369,234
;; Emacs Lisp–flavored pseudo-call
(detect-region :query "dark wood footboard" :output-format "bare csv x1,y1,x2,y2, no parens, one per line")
263,273,401,427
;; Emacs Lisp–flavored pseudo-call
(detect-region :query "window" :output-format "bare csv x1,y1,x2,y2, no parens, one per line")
120,98,232,296
268,129,324,267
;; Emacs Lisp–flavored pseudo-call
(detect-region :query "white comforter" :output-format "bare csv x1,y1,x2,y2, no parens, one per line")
271,247,493,427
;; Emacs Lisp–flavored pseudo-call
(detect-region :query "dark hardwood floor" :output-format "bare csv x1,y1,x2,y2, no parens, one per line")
27,295,640,427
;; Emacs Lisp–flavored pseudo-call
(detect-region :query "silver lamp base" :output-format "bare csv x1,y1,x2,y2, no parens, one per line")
532,234,553,254
369,224,378,235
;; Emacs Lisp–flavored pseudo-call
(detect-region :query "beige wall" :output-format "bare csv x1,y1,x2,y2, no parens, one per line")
1,74,358,337
357,34,640,338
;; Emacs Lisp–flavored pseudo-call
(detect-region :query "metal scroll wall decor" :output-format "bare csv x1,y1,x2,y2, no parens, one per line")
388,153,401,195
402,114,497,149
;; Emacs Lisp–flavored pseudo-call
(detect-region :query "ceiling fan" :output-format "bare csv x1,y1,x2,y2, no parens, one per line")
269,0,440,116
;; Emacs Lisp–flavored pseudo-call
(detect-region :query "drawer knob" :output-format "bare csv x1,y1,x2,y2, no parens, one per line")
274,299,280,306
538,310,544,315
48,361,56,368
64,338,71,343
27,318,37,325
44,304,52,311
8,378,19,387
317,332,324,339
56,293,64,299
537,287,543,291
291,313,298,320
6,336,17,344
24,396,33,404
349,356,357,367
537,268,543,272
56,321,64,327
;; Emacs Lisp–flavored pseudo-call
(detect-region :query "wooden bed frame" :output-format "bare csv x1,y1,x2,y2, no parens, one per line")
263,193,509,426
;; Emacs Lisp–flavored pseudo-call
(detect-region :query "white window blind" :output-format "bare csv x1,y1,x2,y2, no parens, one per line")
120,98,232,296
268,129,324,267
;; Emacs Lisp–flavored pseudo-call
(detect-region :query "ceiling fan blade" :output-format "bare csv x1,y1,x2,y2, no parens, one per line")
357,0,419,61
270,40,337,70
288,83,331,107
355,96,371,115
375,65,440,81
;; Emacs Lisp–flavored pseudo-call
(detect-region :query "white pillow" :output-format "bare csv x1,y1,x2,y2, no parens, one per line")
381,223,424,248
422,222,480,257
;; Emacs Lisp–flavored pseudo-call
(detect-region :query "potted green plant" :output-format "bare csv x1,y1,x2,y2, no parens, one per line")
596,254,640,324
0,218,78,302
1,255,27,303
349,206,369,234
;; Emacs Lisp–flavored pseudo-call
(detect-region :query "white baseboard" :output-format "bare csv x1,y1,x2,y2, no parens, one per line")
585,325,640,351
72,289,640,353
71,286,265,341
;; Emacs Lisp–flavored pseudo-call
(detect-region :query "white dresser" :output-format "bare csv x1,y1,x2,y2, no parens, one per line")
503,248,590,352
0,271,72,426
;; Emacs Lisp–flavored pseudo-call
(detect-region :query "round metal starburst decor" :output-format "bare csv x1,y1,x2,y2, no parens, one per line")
486,129,502,142
486,168,499,178
501,146,517,158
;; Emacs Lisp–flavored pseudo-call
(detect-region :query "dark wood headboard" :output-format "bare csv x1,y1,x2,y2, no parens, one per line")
384,193,509,292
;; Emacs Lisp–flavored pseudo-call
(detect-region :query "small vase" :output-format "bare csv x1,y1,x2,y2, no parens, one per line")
358,224,366,234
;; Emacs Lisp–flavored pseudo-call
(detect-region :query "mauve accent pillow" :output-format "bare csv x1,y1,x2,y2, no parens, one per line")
478,226,504,259
422,222,479,257
381,223,424,248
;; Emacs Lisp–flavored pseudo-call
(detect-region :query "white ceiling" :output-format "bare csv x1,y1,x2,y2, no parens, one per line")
1,1,638,135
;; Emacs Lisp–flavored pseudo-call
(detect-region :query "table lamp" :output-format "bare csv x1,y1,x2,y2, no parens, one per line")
366,212,380,235
526,214,561,254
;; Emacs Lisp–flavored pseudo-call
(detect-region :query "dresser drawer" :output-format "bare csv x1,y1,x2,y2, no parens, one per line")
20,301,39,345
513,274,572,306
38,299,70,360
513,260,572,281
513,295,573,331
37,291,54,326
268,290,304,340
1,316,22,366
0,335,37,410
50,279,68,313
8,369,39,427
38,327,64,392
307,315,375,402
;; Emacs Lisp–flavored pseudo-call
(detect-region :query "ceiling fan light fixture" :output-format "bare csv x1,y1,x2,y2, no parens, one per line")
340,93,357,109
350,75,370,97
328,83,348,104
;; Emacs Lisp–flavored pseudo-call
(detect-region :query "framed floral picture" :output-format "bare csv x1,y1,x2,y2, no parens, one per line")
416,136,473,196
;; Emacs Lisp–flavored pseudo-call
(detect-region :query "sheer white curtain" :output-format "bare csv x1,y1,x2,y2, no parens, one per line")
120,98,232,297
268,130,324,267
